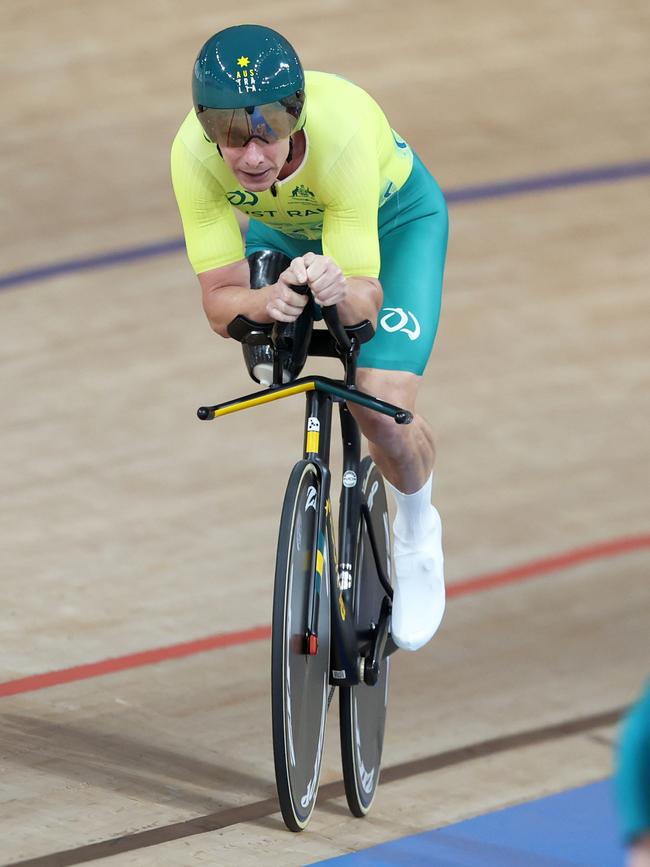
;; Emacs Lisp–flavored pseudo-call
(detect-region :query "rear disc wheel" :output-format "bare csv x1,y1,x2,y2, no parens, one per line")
339,457,391,817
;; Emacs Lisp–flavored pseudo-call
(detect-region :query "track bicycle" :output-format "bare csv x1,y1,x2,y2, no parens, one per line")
197,279,412,831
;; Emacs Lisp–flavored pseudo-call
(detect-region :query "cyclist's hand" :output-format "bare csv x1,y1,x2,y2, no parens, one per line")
290,253,348,307
266,270,310,323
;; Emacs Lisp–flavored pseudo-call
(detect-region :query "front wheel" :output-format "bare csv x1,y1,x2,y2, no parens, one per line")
339,456,391,817
271,460,331,831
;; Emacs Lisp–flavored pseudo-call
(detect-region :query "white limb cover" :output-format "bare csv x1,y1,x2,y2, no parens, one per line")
385,477,446,651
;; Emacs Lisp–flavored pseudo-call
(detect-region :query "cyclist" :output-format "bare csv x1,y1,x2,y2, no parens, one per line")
616,682,650,867
171,24,448,651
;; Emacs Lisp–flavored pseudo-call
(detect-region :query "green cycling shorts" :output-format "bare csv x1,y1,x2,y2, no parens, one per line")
246,152,448,375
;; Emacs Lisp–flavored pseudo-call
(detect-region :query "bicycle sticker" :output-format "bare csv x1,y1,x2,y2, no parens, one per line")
338,563,352,591
342,470,357,488
306,417,320,453
332,669,346,680
367,479,379,511
305,486,318,512
316,532,326,586
359,763,376,795
300,706,326,809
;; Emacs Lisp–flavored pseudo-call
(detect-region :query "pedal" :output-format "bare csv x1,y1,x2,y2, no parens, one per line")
384,634,399,657
363,596,392,686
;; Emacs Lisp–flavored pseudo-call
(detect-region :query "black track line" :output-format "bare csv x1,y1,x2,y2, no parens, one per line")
3,705,624,867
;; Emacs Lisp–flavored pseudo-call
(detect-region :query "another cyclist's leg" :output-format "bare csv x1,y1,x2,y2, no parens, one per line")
615,683,650,865
351,156,448,651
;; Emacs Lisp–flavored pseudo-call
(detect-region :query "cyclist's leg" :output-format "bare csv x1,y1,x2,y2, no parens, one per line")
354,155,446,493
353,369,434,492
349,156,448,650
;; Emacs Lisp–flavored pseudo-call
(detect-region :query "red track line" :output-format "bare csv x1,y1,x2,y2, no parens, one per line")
0,626,271,699
1,533,648,700
446,533,650,599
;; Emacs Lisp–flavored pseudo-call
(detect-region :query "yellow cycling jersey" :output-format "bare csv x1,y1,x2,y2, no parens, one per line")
170,70,414,278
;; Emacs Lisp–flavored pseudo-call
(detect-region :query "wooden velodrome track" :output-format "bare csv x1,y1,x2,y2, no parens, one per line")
2,1,649,864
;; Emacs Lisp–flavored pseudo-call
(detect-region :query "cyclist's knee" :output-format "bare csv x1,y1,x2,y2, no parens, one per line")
349,401,414,454
350,404,398,446
356,368,421,409
349,368,424,451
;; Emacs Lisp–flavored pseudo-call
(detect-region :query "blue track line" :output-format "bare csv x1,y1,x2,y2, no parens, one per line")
444,158,650,203
2,159,649,292
0,238,186,291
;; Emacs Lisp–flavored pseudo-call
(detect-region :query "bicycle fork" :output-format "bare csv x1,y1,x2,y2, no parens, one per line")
300,392,361,685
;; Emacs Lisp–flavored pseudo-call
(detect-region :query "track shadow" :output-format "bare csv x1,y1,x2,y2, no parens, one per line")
1,712,275,813
1,706,625,867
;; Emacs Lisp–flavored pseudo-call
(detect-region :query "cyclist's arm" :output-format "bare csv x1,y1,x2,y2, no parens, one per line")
171,133,245,274
286,254,382,327
336,276,383,327
318,132,384,326
199,260,265,337
199,260,309,336
172,133,271,336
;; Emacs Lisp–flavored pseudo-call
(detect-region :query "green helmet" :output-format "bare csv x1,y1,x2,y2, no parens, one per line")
192,25,306,147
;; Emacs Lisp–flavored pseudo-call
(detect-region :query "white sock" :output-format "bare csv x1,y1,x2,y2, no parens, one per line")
385,474,445,651
386,474,437,544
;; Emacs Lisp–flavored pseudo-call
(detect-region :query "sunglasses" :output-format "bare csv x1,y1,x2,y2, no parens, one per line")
197,93,304,148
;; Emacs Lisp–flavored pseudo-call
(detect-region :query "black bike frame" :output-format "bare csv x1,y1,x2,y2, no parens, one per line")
198,306,412,687
300,389,363,686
